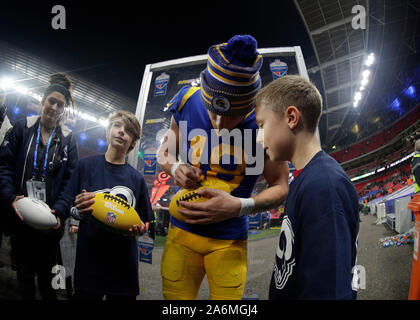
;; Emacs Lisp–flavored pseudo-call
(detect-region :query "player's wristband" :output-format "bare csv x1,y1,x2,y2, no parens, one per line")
171,161,182,177
238,198,255,217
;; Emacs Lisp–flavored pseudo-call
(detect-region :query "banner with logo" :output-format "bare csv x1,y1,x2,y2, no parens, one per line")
138,233,154,264
242,288,260,300
270,59,288,80
154,72,170,96
144,153,157,175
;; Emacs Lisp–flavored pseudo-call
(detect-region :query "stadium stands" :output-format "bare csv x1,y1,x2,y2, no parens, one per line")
328,104,419,200
346,145,413,179
355,164,412,199
330,105,420,163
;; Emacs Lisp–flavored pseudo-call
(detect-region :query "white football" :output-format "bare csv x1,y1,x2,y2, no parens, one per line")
16,197,58,230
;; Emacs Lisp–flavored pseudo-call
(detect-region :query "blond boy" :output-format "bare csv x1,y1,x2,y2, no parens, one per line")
254,75,360,299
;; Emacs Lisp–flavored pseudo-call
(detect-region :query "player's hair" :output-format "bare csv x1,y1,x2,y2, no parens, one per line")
107,110,141,154
255,75,323,133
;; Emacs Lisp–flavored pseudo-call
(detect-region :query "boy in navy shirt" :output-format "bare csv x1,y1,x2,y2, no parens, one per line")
53,110,154,300
254,75,359,300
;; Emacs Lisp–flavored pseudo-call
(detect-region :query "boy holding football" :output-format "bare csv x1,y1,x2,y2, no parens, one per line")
53,110,154,300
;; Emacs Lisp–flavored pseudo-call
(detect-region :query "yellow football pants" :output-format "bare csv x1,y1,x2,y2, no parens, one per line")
161,225,247,300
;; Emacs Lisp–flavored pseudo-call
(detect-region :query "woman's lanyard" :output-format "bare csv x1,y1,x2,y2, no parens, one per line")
32,123,56,181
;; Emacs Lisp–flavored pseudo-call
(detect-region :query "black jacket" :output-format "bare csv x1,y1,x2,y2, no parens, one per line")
0,116,78,234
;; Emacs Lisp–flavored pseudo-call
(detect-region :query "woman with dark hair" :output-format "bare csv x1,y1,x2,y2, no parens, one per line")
0,73,78,300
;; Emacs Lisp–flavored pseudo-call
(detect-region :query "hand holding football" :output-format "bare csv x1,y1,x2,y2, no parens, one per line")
90,193,144,233
169,177,231,221
16,197,58,230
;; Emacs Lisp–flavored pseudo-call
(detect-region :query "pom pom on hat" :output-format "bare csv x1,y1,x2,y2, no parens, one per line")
200,35,263,117
222,35,259,67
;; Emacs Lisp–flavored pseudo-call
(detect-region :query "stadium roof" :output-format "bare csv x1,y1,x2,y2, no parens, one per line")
294,0,420,149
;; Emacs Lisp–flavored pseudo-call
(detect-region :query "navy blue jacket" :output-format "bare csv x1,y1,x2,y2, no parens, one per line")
269,151,359,300
0,116,78,223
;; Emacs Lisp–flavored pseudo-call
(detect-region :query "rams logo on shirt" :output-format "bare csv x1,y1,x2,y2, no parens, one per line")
273,216,296,290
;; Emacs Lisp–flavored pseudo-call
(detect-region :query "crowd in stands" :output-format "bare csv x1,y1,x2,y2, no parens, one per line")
346,144,413,179
355,165,412,201
324,104,419,203
330,105,420,163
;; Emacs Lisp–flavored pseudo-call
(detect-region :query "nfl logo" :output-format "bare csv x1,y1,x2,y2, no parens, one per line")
105,212,117,224
138,237,154,264
242,288,259,300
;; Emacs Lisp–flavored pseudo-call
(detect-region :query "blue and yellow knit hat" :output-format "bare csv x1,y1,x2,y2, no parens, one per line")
200,35,263,117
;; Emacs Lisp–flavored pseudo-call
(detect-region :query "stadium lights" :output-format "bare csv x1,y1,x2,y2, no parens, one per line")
362,70,370,79
350,151,415,182
97,138,107,148
351,171,375,182
74,110,109,128
1,78,42,102
79,132,88,142
404,86,416,98
30,93,42,101
353,53,375,108
1,78,41,102
354,92,362,107
391,98,400,110
1,75,109,127
365,53,375,67
98,118,109,127
0,77,14,89
15,85,28,95
13,106,21,115
78,111,98,123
